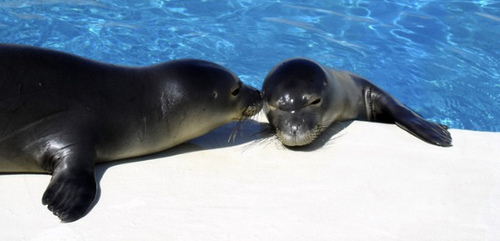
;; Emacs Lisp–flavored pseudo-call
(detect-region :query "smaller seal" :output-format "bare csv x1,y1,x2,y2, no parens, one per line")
262,58,452,147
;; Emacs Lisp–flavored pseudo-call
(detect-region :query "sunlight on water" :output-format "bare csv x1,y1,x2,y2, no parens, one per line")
0,0,498,131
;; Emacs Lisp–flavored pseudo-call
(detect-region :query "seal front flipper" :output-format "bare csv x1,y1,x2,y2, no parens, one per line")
41,142,97,222
366,85,452,147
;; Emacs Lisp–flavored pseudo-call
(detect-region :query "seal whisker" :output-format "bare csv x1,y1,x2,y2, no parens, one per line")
228,121,242,143
228,115,248,143
228,103,265,143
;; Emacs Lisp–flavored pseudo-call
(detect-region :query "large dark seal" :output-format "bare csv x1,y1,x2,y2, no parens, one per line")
262,58,452,147
0,44,262,222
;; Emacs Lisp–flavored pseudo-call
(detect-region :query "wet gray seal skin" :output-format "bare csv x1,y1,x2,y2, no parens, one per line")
262,58,452,147
0,44,262,222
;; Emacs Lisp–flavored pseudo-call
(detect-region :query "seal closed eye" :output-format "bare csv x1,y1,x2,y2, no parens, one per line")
0,44,263,222
262,58,452,147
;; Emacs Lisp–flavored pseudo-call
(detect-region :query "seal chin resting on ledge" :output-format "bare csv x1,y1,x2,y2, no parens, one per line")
262,58,452,147
0,44,263,222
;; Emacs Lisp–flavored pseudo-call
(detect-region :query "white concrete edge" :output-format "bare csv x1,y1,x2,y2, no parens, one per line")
1,113,499,241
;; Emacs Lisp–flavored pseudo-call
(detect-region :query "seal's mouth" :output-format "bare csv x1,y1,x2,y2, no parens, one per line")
275,124,323,147
240,101,263,119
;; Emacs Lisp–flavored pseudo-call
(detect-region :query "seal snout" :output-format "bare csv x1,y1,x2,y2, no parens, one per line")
240,84,263,118
242,101,263,117
275,117,320,147
288,120,301,135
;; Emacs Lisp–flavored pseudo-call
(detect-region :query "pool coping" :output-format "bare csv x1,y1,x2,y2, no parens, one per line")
1,113,499,240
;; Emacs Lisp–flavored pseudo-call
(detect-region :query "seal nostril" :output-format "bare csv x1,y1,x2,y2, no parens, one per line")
291,124,299,135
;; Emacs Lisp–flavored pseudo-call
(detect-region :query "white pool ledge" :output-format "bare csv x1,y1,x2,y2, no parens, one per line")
1,114,499,241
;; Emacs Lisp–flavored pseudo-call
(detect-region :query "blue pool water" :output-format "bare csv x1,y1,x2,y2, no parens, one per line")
0,1,498,131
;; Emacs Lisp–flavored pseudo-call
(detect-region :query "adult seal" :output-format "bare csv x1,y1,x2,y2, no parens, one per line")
262,58,452,147
0,44,262,222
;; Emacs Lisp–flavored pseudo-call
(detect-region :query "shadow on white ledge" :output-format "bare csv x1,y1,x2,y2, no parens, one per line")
1,114,499,241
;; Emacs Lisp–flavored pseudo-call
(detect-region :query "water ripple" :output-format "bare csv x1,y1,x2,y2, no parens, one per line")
0,0,498,131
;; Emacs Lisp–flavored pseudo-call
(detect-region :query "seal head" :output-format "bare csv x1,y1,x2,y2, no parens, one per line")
262,59,334,146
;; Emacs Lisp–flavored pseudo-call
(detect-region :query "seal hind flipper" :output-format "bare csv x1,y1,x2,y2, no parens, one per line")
366,85,452,147
41,142,97,222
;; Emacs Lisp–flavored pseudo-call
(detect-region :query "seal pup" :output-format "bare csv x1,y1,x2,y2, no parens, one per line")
262,58,452,147
0,44,262,222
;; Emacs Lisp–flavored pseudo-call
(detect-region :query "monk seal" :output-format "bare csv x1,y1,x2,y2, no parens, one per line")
0,44,262,222
262,58,452,147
